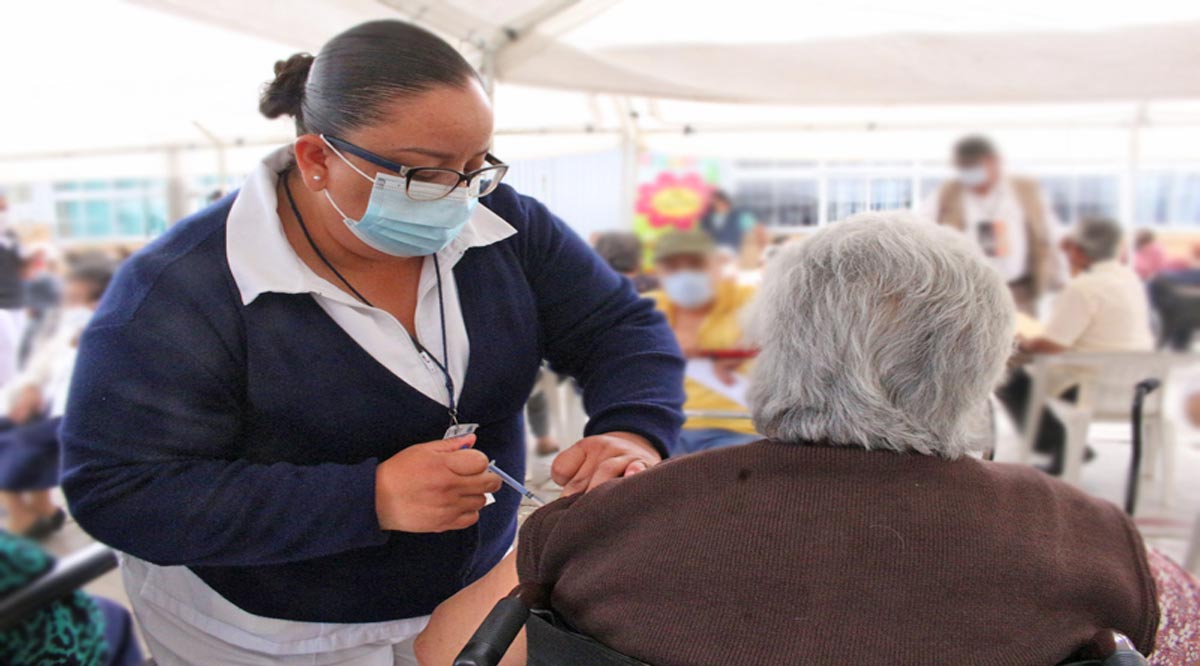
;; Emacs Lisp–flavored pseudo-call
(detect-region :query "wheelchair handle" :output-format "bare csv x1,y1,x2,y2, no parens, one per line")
454,596,530,666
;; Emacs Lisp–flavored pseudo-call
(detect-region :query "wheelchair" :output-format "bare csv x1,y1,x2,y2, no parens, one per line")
454,596,1149,666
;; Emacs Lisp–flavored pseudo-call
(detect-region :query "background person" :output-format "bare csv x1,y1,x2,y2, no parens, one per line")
921,135,1060,315
1133,229,1184,281
0,198,23,389
698,189,767,268
1000,218,1154,474
648,230,758,453
17,245,63,366
0,259,111,537
61,20,683,666
507,213,1194,665
593,231,657,294
0,531,144,666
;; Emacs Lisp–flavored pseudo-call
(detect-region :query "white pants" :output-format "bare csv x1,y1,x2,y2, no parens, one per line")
0,308,23,387
121,557,429,666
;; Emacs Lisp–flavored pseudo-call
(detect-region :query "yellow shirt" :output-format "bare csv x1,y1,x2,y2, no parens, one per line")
650,280,758,434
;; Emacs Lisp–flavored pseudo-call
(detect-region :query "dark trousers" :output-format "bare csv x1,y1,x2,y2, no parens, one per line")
94,596,145,666
996,368,1077,473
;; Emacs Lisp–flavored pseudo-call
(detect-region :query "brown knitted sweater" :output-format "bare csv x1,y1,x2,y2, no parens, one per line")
517,440,1159,665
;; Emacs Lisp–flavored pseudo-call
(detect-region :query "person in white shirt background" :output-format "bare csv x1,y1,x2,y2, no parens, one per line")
998,217,1154,475
0,258,112,537
921,135,1061,315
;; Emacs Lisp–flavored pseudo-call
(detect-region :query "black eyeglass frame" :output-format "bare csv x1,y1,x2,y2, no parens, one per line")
323,134,508,200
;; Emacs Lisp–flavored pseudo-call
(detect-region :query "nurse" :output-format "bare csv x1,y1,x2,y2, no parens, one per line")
60,20,684,666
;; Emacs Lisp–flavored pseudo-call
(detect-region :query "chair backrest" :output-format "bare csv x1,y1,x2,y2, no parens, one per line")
1030,352,1176,420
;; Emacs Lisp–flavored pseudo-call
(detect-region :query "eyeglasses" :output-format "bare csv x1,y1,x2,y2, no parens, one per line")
323,134,508,201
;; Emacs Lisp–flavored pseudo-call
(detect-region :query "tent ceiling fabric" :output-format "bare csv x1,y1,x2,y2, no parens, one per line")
130,0,1200,105
497,22,1200,104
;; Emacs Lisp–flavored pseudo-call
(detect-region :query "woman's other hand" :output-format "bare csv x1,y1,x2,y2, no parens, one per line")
375,434,502,532
552,432,661,496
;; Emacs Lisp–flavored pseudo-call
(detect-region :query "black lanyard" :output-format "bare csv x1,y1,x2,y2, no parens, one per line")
283,173,458,424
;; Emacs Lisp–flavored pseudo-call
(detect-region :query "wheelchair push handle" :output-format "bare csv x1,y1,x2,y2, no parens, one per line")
454,596,530,666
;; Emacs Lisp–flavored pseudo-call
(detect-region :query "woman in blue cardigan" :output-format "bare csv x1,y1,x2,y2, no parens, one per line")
59,20,683,665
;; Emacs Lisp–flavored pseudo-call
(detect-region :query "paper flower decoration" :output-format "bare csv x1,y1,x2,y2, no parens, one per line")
635,172,710,230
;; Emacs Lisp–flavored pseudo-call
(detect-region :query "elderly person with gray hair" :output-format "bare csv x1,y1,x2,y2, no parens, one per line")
414,212,1200,665
999,218,1155,475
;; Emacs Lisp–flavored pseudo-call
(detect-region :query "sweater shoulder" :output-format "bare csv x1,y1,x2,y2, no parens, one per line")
92,193,240,330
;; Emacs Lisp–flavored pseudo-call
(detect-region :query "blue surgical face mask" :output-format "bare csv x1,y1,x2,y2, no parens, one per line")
957,165,988,188
320,136,477,257
661,270,714,309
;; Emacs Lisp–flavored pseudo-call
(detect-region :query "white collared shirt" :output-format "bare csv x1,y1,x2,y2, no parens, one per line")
122,145,517,660
226,145,516,406
1042,260,1155,352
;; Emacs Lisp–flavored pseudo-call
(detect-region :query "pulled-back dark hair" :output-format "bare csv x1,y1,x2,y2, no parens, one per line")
259,20,481,135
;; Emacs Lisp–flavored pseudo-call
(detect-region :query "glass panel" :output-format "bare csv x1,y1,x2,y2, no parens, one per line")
83,200,111,237
869,178,912,211
1075,176,1119,221
732,181,775,226
775,179,818,226
115,199,145,237
826,177,868,222
1137,172,1200,226
1038,177,1073,224
146,199,169,235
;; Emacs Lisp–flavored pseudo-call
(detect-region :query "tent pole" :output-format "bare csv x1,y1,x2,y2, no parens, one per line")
1122,101,1147,231
613,95,640,229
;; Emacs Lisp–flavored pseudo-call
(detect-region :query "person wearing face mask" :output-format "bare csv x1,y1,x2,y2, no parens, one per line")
919,135,1061,315
59,20,683,666
648,230,759,454
0,259,112,538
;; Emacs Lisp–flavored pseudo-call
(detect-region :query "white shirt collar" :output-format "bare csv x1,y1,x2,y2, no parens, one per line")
226,145,516,306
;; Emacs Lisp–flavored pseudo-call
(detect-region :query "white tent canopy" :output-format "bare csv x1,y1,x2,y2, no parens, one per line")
133,0,1200,105
4,0,1200,159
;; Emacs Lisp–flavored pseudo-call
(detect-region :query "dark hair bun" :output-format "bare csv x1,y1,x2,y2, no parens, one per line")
259,53,314,120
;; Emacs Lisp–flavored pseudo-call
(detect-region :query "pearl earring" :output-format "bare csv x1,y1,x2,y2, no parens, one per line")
313,175,321,181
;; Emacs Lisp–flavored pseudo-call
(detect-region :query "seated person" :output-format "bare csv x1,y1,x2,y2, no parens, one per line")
0,260,112,537
593,231,658,294
416,212,1198,665
1149,242,1200,350
648,230,758,453
0,531,143,666
1000,218,1154,473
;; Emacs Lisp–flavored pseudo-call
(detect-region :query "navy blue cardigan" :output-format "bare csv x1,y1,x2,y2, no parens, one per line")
60,184,685,623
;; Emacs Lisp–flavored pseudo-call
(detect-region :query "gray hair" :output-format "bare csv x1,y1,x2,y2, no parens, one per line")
746,212,1014,458
1071,217,1122,262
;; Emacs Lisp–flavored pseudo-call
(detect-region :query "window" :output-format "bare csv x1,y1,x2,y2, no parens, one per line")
732,179,818,227
869,178,912,211
52,178,167,241
776,180,818,226
1136,172,1200,226
1039,177,1073,224
826,177,868,221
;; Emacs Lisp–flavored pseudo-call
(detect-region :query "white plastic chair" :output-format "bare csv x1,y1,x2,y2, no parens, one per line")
1019,352,1178,501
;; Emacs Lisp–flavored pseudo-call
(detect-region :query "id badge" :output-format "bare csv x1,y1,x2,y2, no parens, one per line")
443,422,479,440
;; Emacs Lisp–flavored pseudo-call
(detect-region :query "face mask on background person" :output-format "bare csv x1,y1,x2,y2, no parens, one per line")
662,270,714,309
957,165,988,188
320,135,477,257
